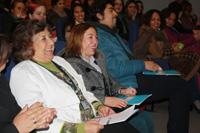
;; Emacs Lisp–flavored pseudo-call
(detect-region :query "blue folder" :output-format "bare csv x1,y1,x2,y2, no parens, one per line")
143,70,181,76
117,94,152,105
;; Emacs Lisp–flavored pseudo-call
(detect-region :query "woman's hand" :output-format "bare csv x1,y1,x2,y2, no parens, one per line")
98,105,115,117
144,61,162,72
104,97,127,108
120,88,137,96
84,120,104,133
13,102,56,133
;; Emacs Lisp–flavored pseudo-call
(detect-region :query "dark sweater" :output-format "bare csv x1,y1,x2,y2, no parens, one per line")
0,75,20,133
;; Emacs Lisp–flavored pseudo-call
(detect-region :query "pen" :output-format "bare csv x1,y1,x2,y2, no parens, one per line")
106,117,111,125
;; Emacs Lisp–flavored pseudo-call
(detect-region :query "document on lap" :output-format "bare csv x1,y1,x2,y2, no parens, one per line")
142,70,181,76
95,105,138,125
117,94,152,105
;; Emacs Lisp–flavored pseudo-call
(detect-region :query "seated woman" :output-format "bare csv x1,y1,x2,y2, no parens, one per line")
10,20,139,133
0,34,56,133
64,23,154,133
161,8,196,51
133,9,200,81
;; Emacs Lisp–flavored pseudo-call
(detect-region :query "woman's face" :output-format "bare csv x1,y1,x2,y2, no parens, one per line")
99,4,118,29
32,28,55,62
74,6,85,24
150,12,161,30
55,0,65,12
31,6,46,21
12,2,26,18
193,30,200,41
114,0,123,14
81,27,98,59
127,3,137,18
166,12,176,27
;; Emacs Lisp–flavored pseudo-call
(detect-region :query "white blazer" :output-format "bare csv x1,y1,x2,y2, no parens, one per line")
10,56,99,133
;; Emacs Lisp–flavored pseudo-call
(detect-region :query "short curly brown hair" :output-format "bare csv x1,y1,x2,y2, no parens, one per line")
12,20,48,62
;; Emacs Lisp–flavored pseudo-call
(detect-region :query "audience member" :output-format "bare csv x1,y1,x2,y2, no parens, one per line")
0,34,56,133
47,0,68,27
65,23,154,133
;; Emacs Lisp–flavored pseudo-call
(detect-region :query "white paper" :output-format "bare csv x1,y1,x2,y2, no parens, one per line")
96,105,138,125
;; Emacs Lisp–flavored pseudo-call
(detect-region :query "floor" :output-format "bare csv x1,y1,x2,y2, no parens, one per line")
149,102,200,133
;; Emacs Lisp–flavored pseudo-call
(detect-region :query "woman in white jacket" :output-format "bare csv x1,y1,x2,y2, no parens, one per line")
10,20,139,133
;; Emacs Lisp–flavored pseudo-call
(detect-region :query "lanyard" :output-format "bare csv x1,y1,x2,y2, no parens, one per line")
31,60,93,113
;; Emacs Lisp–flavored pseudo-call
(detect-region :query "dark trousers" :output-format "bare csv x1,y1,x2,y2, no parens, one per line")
101,122,139,133
136,74,193,133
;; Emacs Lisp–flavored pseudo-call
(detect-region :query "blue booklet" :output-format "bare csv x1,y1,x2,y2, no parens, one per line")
117,94,152,105
143,70,181,76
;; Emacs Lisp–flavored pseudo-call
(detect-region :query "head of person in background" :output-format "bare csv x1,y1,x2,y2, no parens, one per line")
168,1,182,20
124,0,137,21
193,25,200,42
10,0,27,19
161,8,177,28
27,0,46,22
135,0,143,16
64,3,85,40
95,1,118,29
143,9,161,31
113,0,124,15
71,3,85,24
84,0,95,7
181,1,192,17
51,0,66,17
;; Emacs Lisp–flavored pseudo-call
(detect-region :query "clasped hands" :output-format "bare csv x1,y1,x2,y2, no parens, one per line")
13,102,56,133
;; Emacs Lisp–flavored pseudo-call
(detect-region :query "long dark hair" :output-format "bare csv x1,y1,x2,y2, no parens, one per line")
0,34,12,65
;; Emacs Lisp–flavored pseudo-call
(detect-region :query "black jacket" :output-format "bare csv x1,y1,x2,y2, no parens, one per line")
0,75,21,133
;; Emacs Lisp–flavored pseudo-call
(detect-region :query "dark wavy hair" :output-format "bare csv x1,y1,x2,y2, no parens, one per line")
65,23,97,57
12,20,48,62
142,9,161,26
93,0,114,21
0,34,12,65
161,8,177,28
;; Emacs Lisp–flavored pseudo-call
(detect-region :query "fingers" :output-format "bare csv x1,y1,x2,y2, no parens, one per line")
144,61,162,71
115,99,127,108
19,105,28,114
36,108,56,124
121,88,137,96
29,102,43,109
99,106,115,117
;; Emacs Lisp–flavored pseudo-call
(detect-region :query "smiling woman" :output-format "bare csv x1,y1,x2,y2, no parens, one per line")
0,34,56,133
